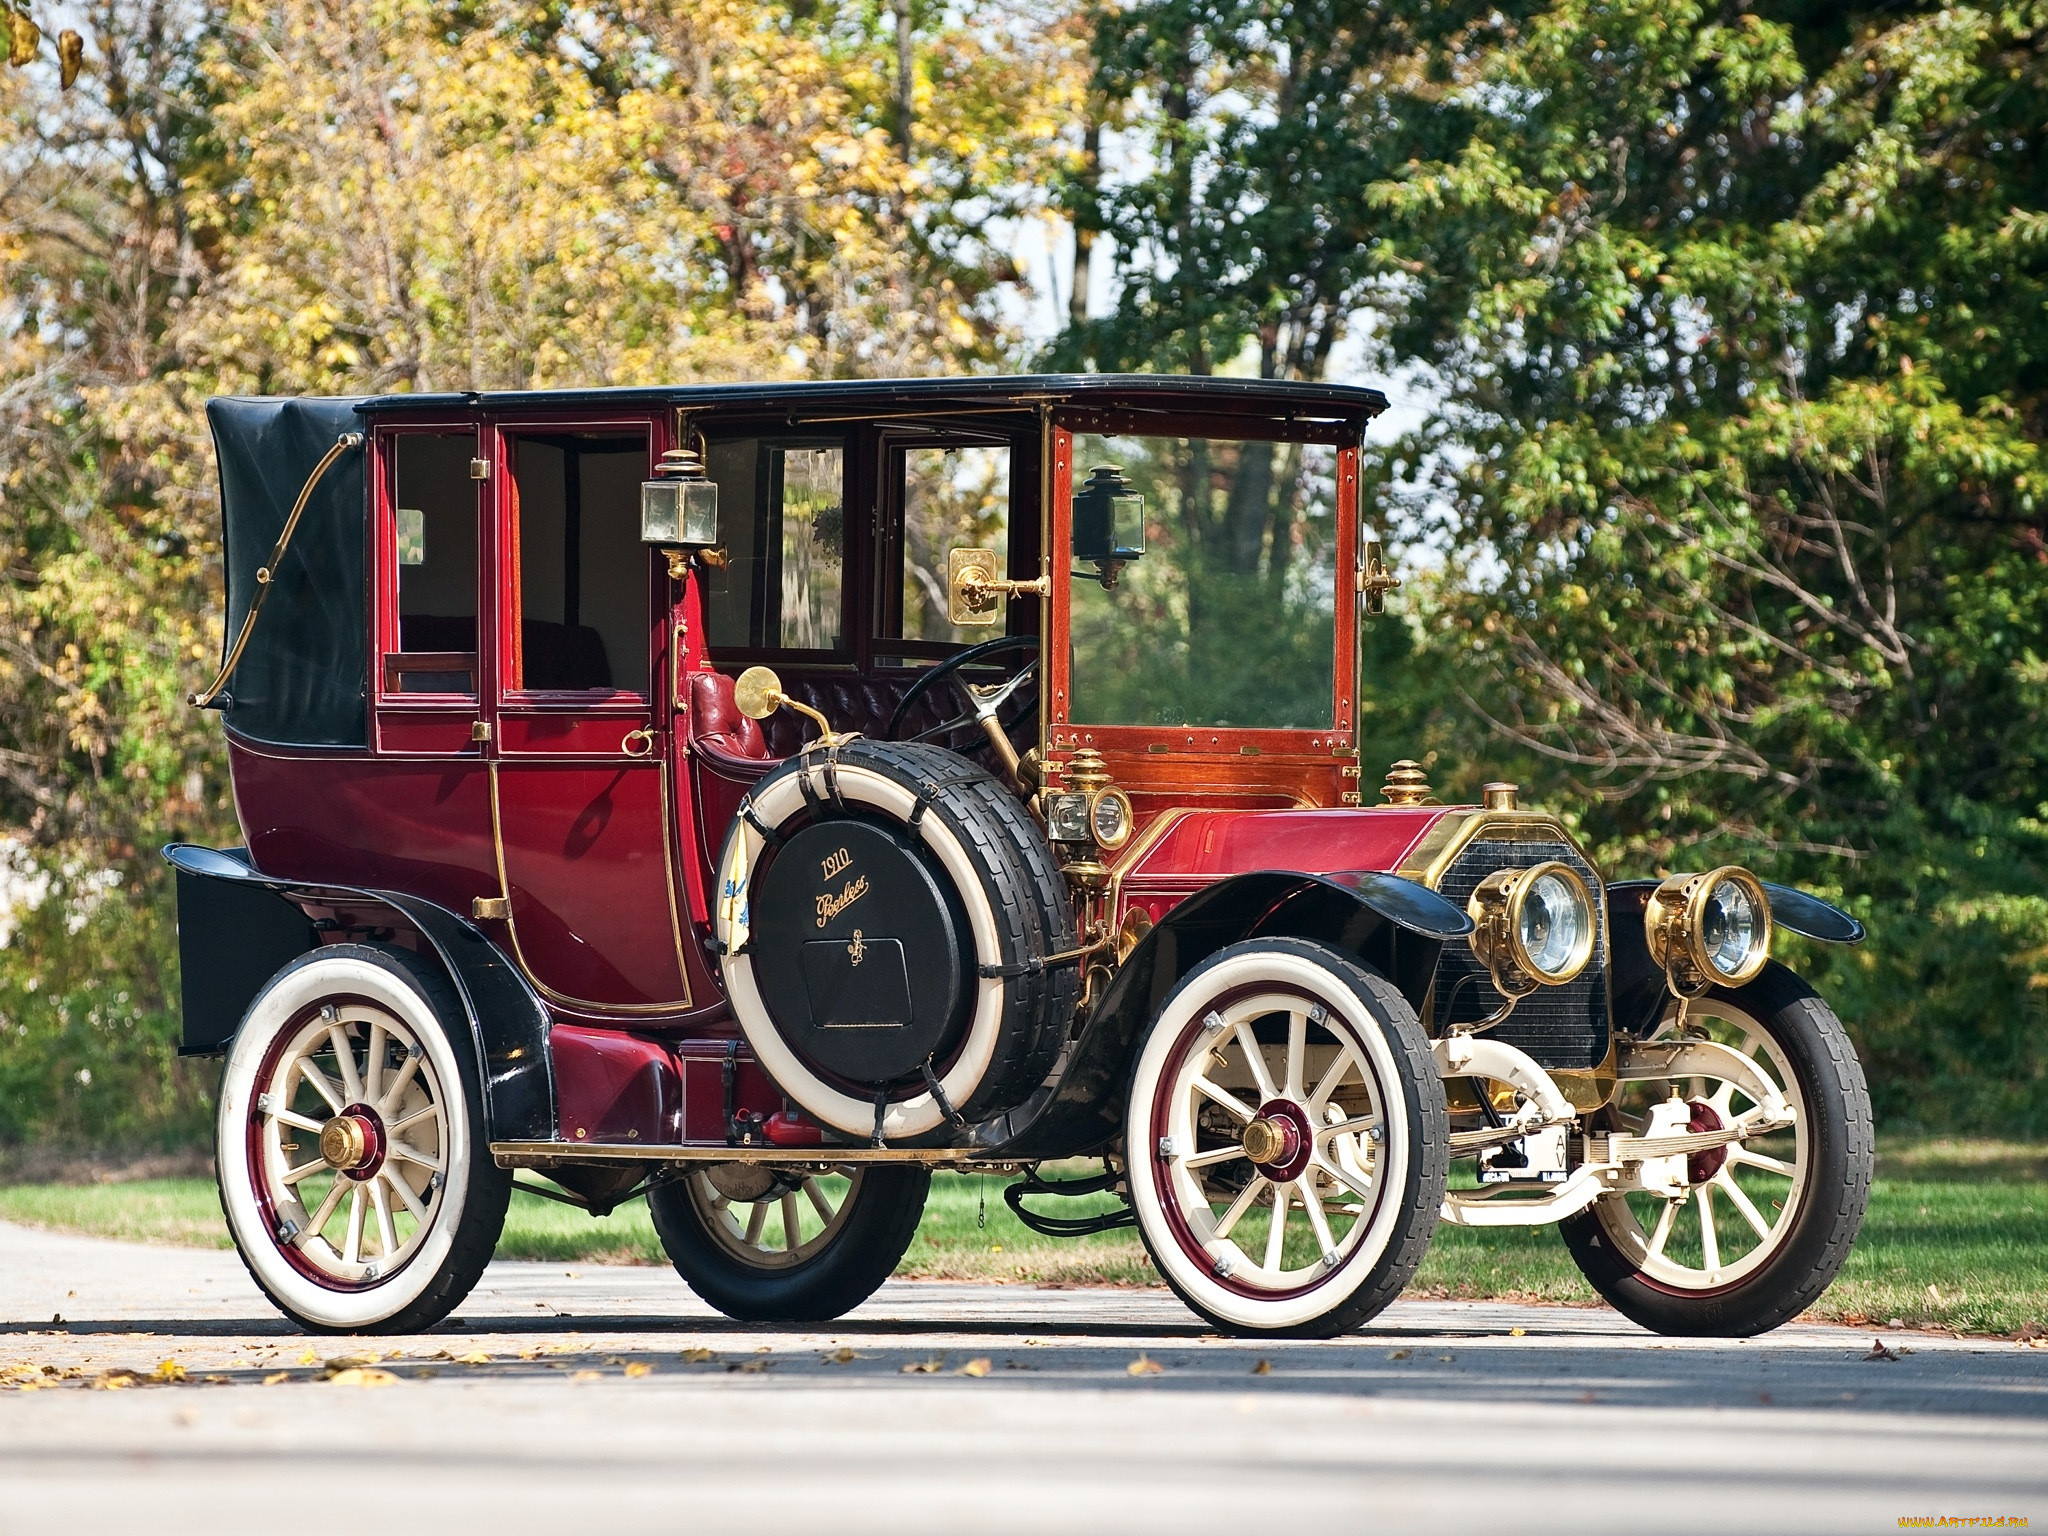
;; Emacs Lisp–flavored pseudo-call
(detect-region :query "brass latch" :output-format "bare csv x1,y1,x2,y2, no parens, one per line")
948,548,1050,626
472,896,510,921
1359,538,1401,614
470,720,491,743
469,458,489,480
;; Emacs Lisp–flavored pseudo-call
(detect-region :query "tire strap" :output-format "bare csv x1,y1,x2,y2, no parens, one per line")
906,773,986,835
869,1086,891,1149
919,1055,968,1131
822,740,846,811
737,799,783,851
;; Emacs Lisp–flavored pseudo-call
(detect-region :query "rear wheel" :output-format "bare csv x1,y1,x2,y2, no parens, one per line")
1125,937,1449,1337
1560,964,1872,1336
215,944,510,1334
647,1163,929,1322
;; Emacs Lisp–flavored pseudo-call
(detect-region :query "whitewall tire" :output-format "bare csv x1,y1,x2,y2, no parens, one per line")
1125,937,1449,1336
215,944,510,1333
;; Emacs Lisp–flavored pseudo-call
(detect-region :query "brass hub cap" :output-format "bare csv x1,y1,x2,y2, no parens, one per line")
319,1115,372,1171
1241,1117,1287,1165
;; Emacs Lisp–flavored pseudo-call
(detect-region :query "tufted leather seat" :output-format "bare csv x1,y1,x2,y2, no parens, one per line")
684,668,964,763
686,671,771,768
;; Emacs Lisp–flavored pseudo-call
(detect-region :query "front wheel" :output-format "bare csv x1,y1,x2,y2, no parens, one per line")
648,1163,929,1322
1125,937,1449,1337
1559,963,1873,1336
215,944,511,1334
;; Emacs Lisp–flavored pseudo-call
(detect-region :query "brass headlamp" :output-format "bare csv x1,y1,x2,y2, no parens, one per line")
1645,866,1773,996
1466,861,1597,998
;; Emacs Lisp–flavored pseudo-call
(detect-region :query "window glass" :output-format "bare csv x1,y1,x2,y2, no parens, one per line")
901,444,1010,644
1067,433,1338,730
390,432,478,694
702,437,849,652
507,431,648,693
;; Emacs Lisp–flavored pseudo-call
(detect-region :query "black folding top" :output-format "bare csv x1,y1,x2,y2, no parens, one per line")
207,396,369,748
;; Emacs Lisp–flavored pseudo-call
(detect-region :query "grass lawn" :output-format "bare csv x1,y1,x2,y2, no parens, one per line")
1,1140,2039,1336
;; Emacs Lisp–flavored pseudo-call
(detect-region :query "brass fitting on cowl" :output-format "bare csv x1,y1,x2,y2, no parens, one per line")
1482,781,1520,811
1063,747,1112,797
1381,760,1431,806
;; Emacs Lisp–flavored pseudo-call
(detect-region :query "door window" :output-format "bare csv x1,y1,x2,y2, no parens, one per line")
900,444,1011,644
388,431,479,695
701,436,849,654
505,430,650,694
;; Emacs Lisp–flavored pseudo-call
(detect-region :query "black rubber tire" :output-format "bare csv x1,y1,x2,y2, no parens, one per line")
1559,963,1873,1337
1124,937,1449,1338
647,1165,932,1322
216,943,511,1335
721,738,1076,1136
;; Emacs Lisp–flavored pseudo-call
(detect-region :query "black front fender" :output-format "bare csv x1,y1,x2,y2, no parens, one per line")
163,844,554,1142
967,869,1469,1161
1605,877,1865,1038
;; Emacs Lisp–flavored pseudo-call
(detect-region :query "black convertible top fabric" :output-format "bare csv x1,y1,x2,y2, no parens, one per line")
206,397,369,747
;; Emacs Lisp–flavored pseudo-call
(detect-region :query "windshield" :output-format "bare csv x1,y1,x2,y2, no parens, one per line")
1068,433,1340,730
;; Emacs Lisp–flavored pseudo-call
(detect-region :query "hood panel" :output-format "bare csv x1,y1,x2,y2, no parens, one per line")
1122,806,1453,889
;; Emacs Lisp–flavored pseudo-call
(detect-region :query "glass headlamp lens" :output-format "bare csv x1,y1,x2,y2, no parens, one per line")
1700,876,1762,979
1089,790,1132,849
1518,869,1588,979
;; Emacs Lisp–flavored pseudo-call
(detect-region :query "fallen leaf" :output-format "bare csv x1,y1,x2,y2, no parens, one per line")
297,1349,317,1365
681,1348,717,1364
569,1370,603,1383
823,1347,863,1364
452,1351,492,1365
325,1367,400,1388
1251,1360,1271,1375
1508,1327,1527,1338
90,1370,138,1391
325,1353,380,1370
1386,1349,1411,1360
202,1375,231,1386
730,1358,771,1374
1127,1356,1164,1377
956,1358,992,1378
900,1357,945,1374
1864,1339,1911,1362
624,1362,653,1378
262,1372,290,1386
1438,1354,1456,1363
151,1360,187,1383
604,1356,630,1366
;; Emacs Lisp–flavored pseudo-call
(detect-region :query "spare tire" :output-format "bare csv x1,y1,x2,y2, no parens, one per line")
712,739,1077,1143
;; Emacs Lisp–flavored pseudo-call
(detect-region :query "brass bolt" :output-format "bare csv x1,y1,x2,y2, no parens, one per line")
1482,781,1519,811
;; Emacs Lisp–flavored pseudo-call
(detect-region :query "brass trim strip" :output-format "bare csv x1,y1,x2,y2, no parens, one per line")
491,1140,1014,1168
486,760,694,1016
191,431,364,708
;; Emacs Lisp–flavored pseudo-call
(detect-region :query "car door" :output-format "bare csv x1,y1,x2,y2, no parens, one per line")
482,414,696,1016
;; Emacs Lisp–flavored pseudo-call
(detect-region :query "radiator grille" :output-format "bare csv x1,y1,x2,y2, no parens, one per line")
1430,837,1610,1071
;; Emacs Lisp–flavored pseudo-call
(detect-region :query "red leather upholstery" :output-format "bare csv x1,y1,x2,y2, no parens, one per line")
686,671,768,765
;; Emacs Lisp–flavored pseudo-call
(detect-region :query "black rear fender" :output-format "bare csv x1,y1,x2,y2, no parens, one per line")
164,844,553,1141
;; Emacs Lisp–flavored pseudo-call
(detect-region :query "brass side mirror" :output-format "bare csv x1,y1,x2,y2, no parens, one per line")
733,665,852,745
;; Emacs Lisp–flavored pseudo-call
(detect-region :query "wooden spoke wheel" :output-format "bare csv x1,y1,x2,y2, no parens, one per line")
648,1162,929,1322
1126,937,1448,1337
216,945,509,1334
1561,964,1873,1336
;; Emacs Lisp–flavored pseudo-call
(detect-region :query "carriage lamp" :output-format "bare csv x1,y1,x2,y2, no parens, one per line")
641,447,720,549
1045,748,1132,852
1645,866,1773,996
1467,861,1597,997
1072,465,1145,587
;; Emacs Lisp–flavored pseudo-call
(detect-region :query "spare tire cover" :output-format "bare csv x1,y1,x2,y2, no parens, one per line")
713,739,1076,1144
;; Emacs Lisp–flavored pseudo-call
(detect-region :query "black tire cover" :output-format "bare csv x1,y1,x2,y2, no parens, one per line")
713,739,1077,1144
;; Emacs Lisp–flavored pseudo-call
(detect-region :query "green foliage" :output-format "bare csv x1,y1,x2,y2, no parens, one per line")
1070,0,2048,1132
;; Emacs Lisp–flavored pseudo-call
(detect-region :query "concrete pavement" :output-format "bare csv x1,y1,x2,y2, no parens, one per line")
1,1218,2042,1533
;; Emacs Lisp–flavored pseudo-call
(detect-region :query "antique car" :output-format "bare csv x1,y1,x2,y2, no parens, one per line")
170,375,1872,1338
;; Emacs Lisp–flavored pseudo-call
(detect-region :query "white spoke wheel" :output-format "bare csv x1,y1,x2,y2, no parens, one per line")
1560,963,1873,1336
647,1163,929,1322
216,945,509,1333
1126,937,1448,1336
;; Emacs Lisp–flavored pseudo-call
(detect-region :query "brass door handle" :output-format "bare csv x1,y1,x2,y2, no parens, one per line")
622,727,656,758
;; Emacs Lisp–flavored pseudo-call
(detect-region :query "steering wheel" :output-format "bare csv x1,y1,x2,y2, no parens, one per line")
886,634,1040,759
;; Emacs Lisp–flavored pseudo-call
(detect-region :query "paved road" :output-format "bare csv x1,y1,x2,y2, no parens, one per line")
1,1219,2042,1534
